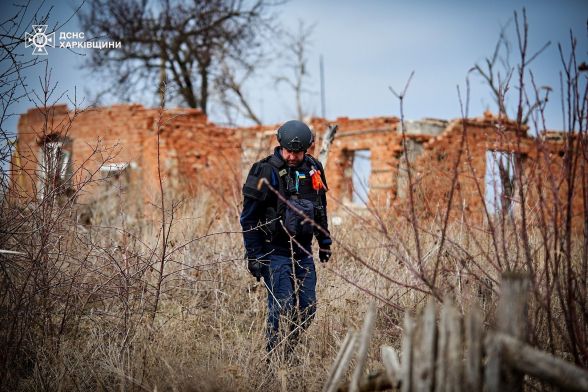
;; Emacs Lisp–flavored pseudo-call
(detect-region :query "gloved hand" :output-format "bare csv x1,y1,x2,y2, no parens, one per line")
248,258,264,281
319,245,332,263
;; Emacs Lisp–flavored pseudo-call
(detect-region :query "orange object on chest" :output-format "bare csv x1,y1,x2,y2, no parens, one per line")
310,169,325,191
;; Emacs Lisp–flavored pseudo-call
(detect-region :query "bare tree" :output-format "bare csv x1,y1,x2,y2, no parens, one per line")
215,55,264,125
274,20,316,121
470,13,551,124
78,0,278,114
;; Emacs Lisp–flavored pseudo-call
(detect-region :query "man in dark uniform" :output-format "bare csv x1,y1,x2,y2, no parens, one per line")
240,120,332,354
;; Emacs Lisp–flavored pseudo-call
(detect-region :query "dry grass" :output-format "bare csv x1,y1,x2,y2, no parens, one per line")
1,158,586,392
0,193,412,390
0,191,570,391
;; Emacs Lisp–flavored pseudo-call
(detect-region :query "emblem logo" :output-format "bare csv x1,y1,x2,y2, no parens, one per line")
25,25,55,55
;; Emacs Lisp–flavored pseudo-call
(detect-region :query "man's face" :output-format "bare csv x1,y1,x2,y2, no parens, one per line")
281,148,305,167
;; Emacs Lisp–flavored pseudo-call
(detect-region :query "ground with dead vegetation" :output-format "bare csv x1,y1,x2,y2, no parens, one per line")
1,189,586,391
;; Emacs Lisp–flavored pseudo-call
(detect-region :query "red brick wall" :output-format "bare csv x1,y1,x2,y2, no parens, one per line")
241,114,585,231
12,105,585,230
12,105,241,219
239,117,402,206
157,109,241,207
411,113,585,229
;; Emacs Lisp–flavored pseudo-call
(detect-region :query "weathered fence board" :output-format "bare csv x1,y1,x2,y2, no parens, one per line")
400,312,414,392
495,273,530,392
464,306,483,391
497,332,588,392
350,303,377,392
381,346,401,389
435,301,462,392
484,332,502,392
324,331,358,392
412,300,436,391
330,273,588,392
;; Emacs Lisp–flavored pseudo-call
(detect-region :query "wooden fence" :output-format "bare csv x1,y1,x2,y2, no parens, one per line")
323,273,588,392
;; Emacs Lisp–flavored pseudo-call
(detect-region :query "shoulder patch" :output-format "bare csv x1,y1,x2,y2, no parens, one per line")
243,160,278,200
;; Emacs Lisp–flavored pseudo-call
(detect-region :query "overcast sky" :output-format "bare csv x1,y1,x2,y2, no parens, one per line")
2,0,587,137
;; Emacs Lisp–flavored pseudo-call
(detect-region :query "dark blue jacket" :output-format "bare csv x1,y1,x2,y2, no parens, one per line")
240,147,331,260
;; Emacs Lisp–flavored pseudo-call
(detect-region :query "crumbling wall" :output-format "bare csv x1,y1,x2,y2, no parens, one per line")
158,109,241,207
240,117,403,206
13,104,240,223
13,105,584,230
241,113,584,231
241,117,447,208
239,125,278,184
411,112,586,229
313,117,399,207
13,105,149,204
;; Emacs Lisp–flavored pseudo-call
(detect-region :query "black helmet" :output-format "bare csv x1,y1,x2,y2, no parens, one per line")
277,120,313,152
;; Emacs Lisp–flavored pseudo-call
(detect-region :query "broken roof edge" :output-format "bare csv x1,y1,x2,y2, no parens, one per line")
540,129,581,141
25,105,573,142
23,103,209,122
23,103,152,115
235,115,401,132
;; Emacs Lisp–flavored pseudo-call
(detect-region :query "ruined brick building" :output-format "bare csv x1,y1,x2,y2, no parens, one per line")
9,104,586,229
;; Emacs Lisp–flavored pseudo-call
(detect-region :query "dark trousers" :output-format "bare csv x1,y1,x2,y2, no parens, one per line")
262,254,317,353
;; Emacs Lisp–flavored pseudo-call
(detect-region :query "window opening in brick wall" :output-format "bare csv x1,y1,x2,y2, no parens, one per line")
37,136,72,200
396,139,424,200
100,162,130,179
99,162,132,194
352,149,371,206
484,150,518,215
95,162,134,223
